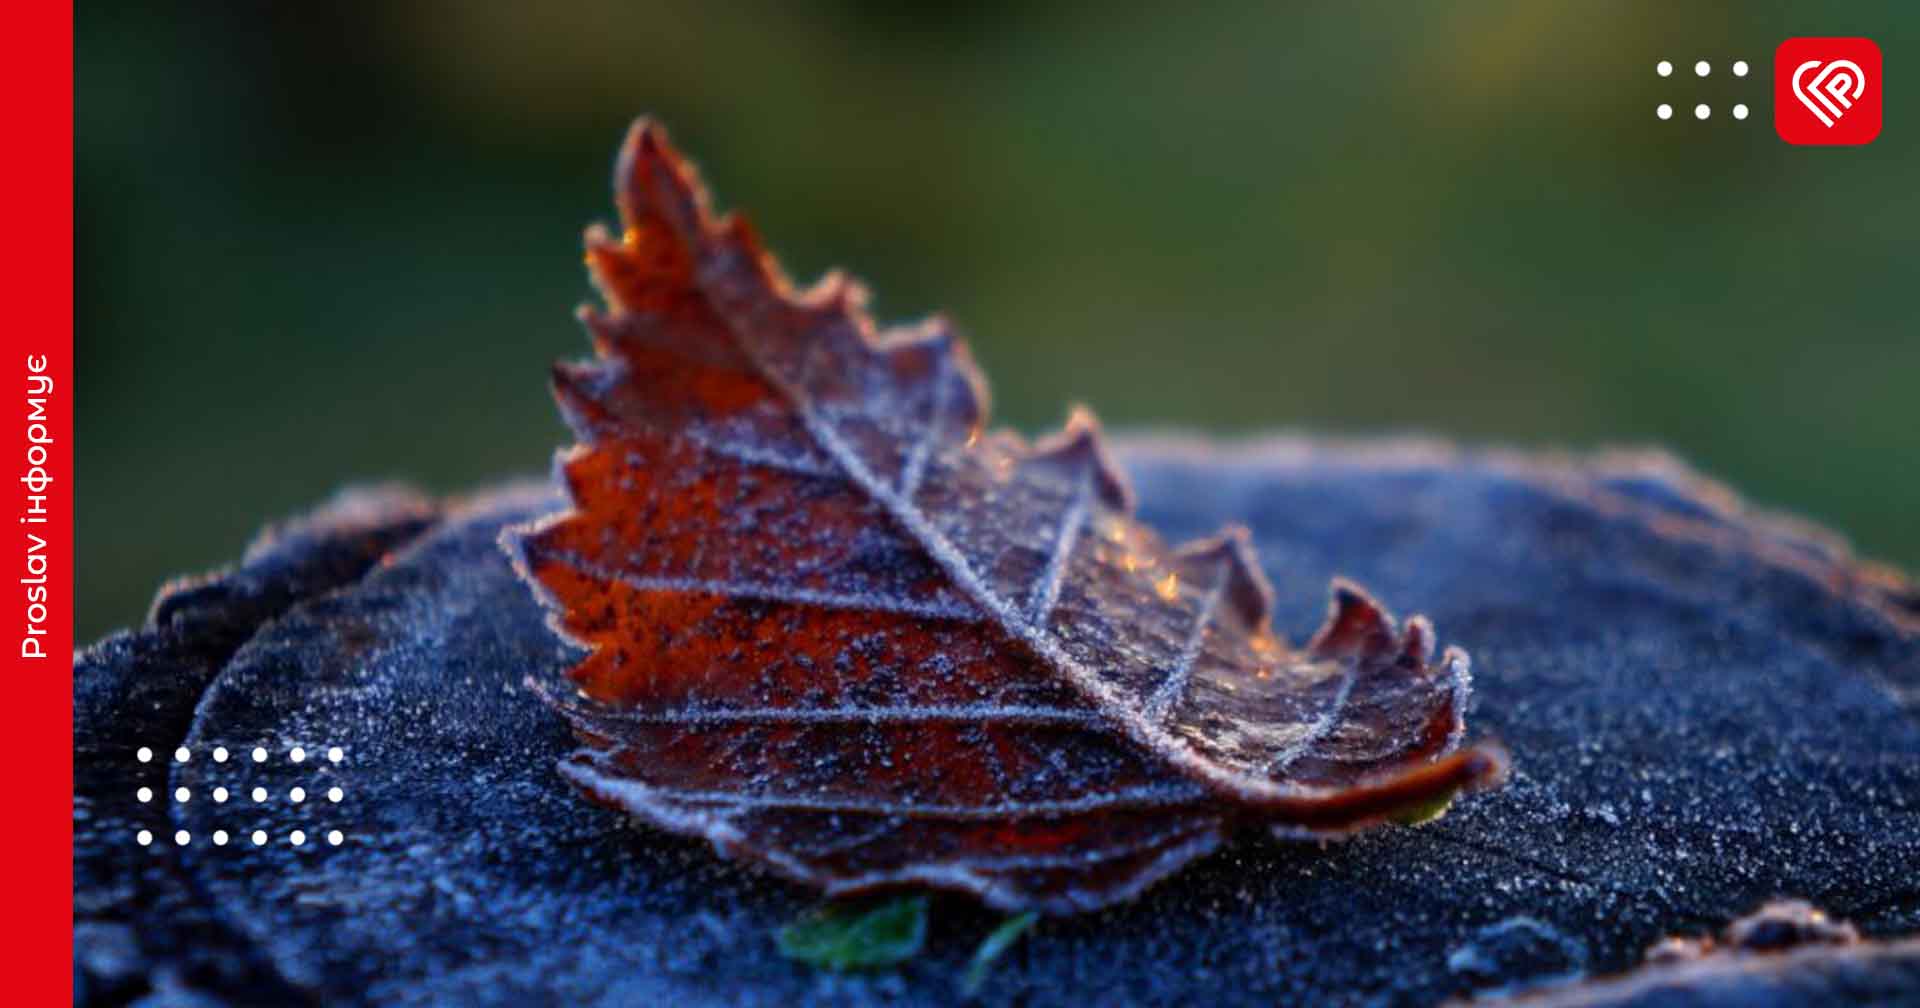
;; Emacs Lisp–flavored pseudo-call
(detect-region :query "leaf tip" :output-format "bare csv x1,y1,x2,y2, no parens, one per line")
1173,526,1276,627
1309,578,1397,659
1025,407,1132,511
1400,614,1436,665
1461,740,1512,792
613,116,709,239
617,117,676,188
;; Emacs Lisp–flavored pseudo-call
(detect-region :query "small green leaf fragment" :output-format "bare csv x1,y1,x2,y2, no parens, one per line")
1391,791,1457,826
777,895,929,971
961,911,1039,996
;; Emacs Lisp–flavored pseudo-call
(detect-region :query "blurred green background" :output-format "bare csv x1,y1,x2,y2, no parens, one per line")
77,3,1916,643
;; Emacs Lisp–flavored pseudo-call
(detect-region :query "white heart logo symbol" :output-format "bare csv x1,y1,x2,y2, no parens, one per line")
1792,58,1868,128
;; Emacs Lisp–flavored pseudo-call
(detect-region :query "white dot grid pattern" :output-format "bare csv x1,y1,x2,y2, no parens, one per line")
1656,58,1753,124
131,741,350,847
151,745,343,762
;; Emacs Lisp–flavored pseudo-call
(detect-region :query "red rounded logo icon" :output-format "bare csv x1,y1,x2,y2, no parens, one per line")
1776,38,1882,145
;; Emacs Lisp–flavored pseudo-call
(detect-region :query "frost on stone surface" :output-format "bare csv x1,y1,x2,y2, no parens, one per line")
501,119,1507,913
1482,901,1920,1007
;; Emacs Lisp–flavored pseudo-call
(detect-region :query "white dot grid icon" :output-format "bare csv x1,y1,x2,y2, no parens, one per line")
1657,58,1752,123
131,740,350,849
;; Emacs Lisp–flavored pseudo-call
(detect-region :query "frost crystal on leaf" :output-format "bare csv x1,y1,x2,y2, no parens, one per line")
503,119,1507,914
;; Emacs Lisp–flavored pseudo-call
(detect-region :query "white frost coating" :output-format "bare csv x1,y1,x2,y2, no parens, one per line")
818,826,1225,914
748,345,1372,804
545,553,982,622
688,433,838,479
558,703,1101,726
1442,646,1473,751
563,757,1200,818
895,350,950,501
1024,469,1093,625
567,751,1225,912
1146,560,1227,722
1262,661,1360,776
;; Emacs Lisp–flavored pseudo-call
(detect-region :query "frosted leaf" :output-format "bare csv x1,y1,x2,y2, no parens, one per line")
503,120,1506,913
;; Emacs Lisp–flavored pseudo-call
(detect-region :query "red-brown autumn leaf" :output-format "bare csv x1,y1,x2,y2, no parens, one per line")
503,119,1508,914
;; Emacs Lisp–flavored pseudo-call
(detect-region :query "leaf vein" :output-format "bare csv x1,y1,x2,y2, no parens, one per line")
1024,470,1092,626
1147,562,1228,722
550,556,981,621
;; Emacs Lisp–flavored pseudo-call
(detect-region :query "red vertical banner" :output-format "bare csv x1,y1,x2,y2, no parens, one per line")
4,1,74,1001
